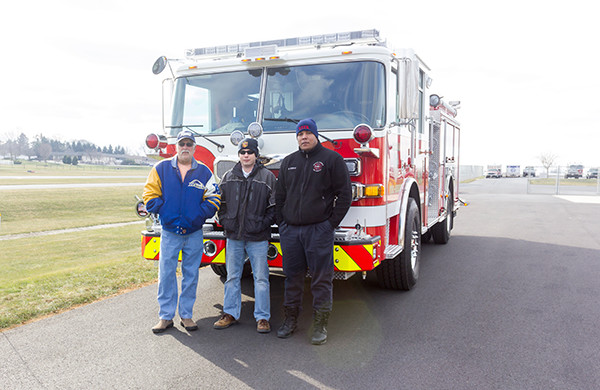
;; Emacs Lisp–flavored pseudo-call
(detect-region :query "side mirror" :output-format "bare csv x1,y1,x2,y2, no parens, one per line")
135,200,149,218
152,56,167,75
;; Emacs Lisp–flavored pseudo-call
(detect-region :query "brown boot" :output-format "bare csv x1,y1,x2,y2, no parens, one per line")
257,319,271,333
180,318,198,331
152,319,174,334
213,313,237,329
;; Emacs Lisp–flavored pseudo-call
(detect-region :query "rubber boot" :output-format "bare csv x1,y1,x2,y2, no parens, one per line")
311,309,330,345
277,306,300,338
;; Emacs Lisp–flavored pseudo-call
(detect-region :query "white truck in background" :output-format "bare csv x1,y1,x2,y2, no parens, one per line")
505,165,520,178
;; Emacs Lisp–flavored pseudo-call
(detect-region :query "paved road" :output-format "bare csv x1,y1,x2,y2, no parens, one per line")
2,179,599,389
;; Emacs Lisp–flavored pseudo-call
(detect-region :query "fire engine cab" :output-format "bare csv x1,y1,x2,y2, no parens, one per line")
138,29,462,290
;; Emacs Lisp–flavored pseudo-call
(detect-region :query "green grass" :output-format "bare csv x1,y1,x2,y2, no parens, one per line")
0,167,161,330
529,178,599,186
0,224,157,329
0,187,146,236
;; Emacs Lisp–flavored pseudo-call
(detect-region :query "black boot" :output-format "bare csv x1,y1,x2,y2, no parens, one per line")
277,306,300,338
311,309,330,345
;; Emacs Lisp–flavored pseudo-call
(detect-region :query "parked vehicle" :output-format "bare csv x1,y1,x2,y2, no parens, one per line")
138,29,463,291
505,165,520,178
565,165,584,179
586,168,598,179
523,166,536,177
486,169,502,178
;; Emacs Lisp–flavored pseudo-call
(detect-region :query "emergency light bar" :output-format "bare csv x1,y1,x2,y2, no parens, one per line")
185,29,381,57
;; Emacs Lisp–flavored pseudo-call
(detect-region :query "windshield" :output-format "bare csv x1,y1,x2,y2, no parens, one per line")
170,70,262,136
169,61,385,136
262,61,385,131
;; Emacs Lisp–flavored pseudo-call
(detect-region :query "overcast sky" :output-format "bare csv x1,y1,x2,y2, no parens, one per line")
2,0,598,167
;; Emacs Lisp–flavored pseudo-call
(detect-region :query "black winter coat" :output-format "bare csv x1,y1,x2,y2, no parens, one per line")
218,162,276,241
275,142,352,228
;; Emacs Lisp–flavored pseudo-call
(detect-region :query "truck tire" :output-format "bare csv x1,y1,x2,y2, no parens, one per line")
376,198,421,290
210,262,252,278
431,193,453,244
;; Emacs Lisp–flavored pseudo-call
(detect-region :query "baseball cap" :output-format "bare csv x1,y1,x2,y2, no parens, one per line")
176,129,196,143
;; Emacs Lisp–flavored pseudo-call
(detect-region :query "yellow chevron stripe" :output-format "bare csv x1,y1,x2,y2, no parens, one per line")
143,236,182,260
143,237,160,259
272,242,283,256
204,239,226,264
333,245,362,272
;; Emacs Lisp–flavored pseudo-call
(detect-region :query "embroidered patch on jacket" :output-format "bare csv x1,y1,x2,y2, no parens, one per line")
313,161,324,172
188,179,206,190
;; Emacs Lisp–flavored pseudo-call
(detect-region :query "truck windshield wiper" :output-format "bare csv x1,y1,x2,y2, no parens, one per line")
166,125,224,152
261,118,338,145
263,117,300,124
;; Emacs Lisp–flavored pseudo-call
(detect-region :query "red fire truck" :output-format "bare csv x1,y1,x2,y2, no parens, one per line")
138,29,462,290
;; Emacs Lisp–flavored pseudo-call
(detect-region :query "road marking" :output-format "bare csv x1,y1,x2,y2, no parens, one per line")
287,370,338,390
0,221,144,241
555,195,600,204
0,182,144,190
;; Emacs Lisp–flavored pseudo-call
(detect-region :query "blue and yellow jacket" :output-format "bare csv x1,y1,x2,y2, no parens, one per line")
143,157,221,235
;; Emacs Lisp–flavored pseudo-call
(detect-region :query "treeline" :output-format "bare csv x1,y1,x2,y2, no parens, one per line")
0,133,128,161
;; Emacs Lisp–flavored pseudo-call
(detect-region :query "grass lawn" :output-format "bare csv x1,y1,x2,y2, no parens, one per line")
0,224,157,329
530,178,599,186
0,167,161,330
0,187,146,236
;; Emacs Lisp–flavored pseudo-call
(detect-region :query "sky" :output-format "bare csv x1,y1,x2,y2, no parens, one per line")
2,0,599,168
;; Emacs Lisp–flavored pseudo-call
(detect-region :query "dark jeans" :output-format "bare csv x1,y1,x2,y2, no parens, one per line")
279,220,335,311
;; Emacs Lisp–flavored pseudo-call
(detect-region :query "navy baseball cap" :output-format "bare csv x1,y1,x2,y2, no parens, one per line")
176,129,195,143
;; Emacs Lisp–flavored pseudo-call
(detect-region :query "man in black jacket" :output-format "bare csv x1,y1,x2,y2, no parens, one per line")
275,118,352,344
214,138,276,333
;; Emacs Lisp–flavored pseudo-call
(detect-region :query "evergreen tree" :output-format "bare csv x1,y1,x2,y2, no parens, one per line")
71,156,78,165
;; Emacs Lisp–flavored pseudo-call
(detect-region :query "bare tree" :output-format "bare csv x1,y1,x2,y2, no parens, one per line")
37,143,53,162
539,152,557,177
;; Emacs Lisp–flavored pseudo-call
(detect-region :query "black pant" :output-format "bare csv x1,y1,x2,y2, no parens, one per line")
279,220,335,311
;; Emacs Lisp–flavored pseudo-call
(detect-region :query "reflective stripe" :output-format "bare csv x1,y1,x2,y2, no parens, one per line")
333,244,373,271
142,236,160,260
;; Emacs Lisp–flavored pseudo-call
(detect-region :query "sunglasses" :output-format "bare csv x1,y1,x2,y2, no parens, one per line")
178,141,194,147
239,150,255,155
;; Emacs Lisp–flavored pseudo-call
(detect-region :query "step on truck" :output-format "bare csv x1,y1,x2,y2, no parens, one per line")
137,29,463,290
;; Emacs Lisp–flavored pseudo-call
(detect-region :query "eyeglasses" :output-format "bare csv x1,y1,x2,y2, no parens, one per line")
178,141,194,147
239,150,255,155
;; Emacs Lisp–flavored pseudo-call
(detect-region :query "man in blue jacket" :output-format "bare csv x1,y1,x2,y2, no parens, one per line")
143,129,221,333
275,118,352,344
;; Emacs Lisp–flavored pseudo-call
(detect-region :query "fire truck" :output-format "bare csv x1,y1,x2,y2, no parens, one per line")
138,29,462,290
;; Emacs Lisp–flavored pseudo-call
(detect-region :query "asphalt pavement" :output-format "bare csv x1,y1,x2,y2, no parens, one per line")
2,177,599,389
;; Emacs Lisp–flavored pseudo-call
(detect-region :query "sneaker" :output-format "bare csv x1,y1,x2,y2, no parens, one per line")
213,313,237,329
152,319,174,334
180,318,198,331
257,319,271,333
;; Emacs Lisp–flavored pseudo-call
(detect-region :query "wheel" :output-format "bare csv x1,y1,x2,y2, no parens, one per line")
210,261,252,278
376,198,421,290
431,193,453,245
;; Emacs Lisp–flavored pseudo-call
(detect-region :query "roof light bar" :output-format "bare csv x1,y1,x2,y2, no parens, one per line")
185,29,381,57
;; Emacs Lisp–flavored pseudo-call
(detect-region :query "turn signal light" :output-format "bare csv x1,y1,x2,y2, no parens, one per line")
364,184,384,197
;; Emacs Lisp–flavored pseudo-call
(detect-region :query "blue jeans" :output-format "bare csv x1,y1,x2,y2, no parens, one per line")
157,229,204,320
223,239,270,321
